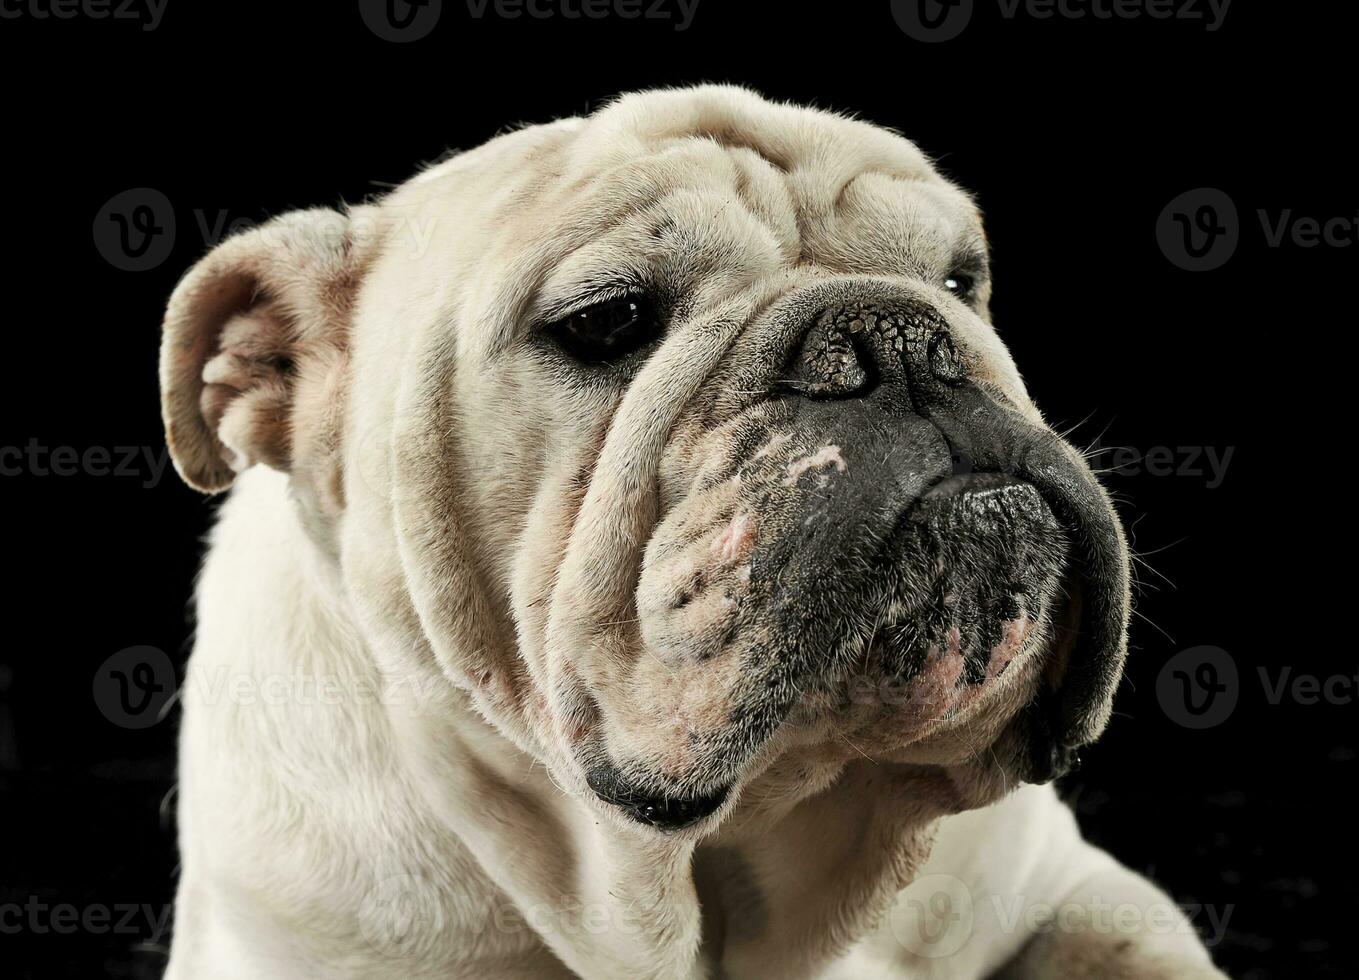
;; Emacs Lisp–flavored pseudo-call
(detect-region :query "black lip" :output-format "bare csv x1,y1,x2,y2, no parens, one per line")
921,386,1130,770
874,468,1067,684
920,469,1025,498
585,766,730,831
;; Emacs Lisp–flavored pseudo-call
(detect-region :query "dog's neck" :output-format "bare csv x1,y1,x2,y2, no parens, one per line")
381,690,954,978
245,470,964,977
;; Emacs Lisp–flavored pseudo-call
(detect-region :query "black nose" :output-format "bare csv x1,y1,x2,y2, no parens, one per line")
784,301,967,404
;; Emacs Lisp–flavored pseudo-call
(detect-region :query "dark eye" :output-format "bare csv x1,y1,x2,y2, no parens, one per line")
546,295,661,365
943,273,976,300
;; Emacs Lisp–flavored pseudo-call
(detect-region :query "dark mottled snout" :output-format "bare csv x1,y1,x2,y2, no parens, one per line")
702,294,1129,791
595,291,1129,830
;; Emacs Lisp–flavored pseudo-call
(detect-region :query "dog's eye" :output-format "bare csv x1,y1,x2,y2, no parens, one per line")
943,273,976,300
547,295,661,365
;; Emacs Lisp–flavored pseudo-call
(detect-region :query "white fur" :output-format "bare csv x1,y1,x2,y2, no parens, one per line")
160,87,1227,978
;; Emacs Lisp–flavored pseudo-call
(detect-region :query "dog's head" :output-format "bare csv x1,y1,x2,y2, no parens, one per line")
160,87,1128,835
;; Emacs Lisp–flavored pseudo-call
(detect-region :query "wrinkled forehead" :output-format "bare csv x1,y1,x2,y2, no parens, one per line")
560,86,958,201
382,88,987,343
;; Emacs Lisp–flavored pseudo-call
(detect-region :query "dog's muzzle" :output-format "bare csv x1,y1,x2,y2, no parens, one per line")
590,294,1127,830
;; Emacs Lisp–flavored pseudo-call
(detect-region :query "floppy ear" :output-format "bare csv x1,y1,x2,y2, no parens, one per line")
159,208,374,507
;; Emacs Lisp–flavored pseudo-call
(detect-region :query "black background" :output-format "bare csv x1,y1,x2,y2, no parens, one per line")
1,2,1354,977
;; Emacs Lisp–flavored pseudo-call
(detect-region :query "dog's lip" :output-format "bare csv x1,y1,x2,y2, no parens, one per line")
585,767,731,831
921,470,1027,499
907,470,1054,532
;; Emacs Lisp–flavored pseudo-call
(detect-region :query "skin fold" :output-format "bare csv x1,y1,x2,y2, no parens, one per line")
157,86,1228,979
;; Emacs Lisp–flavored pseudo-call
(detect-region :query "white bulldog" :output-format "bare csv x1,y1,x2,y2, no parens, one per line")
158,86,1228,979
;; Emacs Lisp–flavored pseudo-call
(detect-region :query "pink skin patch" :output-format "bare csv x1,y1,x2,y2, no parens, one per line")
988,617,1033,679
900,648,964,720
784,444,847,486
951,616,1035,713
834,615,1037,748
712,512,756,564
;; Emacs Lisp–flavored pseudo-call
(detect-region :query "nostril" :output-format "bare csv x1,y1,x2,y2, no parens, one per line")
784,308,877,400
927,331,965,386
